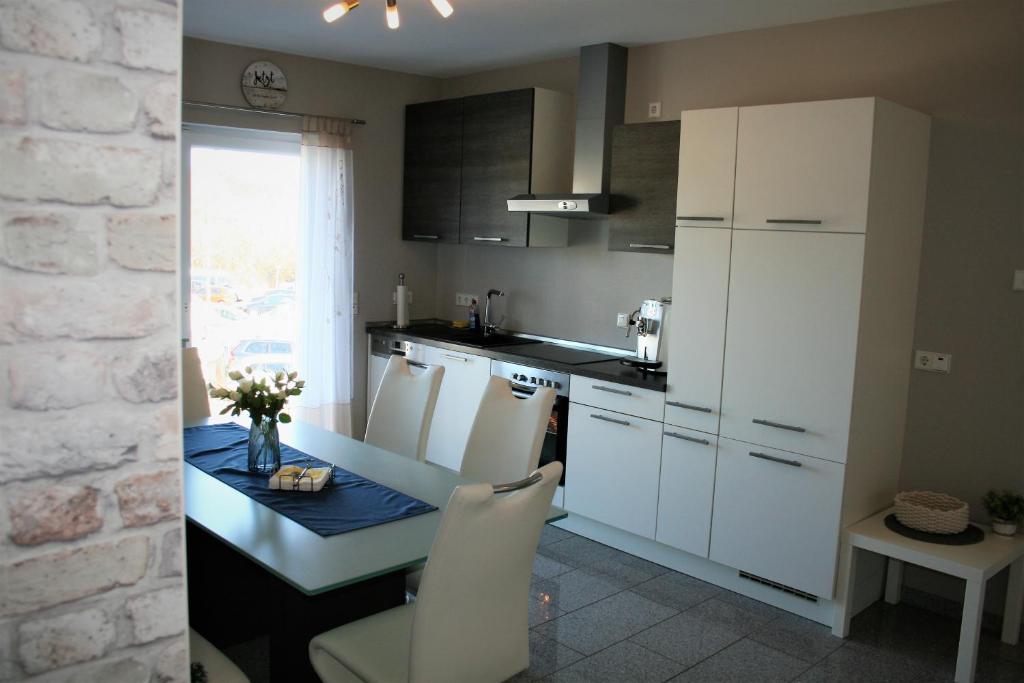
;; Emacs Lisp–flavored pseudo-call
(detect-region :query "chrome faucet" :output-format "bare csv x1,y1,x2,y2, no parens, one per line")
483,289,504,334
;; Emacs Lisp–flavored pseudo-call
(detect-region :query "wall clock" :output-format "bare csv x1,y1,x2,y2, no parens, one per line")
241,61,288,110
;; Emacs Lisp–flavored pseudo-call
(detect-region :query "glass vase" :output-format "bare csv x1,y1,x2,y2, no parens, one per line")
247,416,281,474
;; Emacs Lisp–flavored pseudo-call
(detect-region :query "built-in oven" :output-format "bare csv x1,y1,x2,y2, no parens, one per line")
368,333,427,405
491,361,570,486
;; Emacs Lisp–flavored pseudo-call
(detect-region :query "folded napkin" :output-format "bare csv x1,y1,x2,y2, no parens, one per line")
269,465,332,492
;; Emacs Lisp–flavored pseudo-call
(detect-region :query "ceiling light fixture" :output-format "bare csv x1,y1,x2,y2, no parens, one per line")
385,0,400,29
322,0,454,29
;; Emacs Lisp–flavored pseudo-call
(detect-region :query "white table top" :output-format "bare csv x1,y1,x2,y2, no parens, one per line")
846,507,1024,582
184,418,567,595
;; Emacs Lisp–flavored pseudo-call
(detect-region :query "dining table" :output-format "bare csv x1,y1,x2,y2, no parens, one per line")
184,417,566,682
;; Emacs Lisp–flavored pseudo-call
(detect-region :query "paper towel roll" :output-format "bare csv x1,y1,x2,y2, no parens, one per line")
395,284,409,328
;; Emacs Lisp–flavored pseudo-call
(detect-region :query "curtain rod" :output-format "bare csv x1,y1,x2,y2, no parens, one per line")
183,100,367,125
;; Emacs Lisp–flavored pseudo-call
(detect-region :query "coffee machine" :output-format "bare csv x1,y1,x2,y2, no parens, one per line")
622,298,670,373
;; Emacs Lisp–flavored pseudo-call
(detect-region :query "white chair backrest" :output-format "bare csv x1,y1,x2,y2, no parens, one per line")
459,376,555,484
182,347,211,424
364,355,444,461
410,462,562,683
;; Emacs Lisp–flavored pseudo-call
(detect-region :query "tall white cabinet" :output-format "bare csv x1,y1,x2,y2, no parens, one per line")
663,97,931,598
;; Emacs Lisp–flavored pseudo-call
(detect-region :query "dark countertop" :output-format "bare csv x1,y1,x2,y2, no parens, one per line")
365,320,668,392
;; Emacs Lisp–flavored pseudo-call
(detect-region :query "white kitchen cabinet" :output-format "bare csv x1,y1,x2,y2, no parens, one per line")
422,346,491,472
656,428,718,558
719,230,865,463
733,98,875,233
675,107,738,228
570,377,665,422
565,403,662,539
709,438,846,598
664,227,731,434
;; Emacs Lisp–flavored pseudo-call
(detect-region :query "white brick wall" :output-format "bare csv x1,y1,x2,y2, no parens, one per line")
0,1,186,680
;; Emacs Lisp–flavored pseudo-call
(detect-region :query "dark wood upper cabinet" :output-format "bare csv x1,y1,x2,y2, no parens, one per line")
608,120,681,254
401,88,573,247
402,98,464,243
459,89,534,247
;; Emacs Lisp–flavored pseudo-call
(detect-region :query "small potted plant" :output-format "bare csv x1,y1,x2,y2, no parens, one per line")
208,367,304,474
982,489,1024,536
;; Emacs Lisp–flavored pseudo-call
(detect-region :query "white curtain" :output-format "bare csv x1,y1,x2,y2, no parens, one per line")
293,116,354,435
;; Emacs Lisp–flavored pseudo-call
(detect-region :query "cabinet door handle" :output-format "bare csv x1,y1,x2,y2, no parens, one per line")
677,216,725,222
412,234,440,240
473,236,506,242
628,243,671,250
665,431,710,445
667,400,712,413
765,219,823,225
590,413,630,427
441,354,469,363
749,451,803,468
592,385,632,397
753,418,806,433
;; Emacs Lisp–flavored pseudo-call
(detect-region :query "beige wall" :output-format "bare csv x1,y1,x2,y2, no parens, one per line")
182,37,442,432
0,0,187,679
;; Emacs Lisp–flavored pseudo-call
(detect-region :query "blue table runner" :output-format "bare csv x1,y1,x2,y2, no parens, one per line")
183,423,437,537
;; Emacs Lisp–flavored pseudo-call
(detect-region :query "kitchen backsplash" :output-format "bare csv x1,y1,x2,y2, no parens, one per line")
434,221,673,350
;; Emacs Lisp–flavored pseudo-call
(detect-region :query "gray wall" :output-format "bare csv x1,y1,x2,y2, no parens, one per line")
182,37,442,432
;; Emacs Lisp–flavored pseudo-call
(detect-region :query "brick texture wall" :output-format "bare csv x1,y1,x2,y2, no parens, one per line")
0,1,187,681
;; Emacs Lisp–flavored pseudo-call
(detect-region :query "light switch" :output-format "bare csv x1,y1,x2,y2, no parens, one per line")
1013,269,1024,291
648,102,662,118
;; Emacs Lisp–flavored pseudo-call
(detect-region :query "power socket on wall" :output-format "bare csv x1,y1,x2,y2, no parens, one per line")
914,350,951,374
454,293,478,307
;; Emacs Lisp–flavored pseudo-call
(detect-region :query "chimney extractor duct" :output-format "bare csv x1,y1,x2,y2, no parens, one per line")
506,43,627,218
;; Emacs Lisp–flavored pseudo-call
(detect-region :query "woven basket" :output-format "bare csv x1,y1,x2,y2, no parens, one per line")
894,491,969,534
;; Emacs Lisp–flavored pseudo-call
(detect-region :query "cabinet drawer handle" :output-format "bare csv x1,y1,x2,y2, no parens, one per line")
441,354,469,363
412,234,440,240
628,243,671,250
665,431,710,445
765,219,823,225
592,385,632,397
473,236,506,242
749,451,802,467
667,400,712,413
677,216,725,222
590,413,630,427
753,418,806,433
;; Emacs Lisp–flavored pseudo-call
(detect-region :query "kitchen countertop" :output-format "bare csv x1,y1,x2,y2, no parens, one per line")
365,320,668,392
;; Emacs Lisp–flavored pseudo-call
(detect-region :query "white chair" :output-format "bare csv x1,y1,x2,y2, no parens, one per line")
182,347,211,424
189,628,250,682
459,376,555,485
309,462,563,683
364,355,444,461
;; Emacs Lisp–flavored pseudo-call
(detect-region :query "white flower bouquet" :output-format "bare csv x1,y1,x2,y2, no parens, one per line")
208,367,305,424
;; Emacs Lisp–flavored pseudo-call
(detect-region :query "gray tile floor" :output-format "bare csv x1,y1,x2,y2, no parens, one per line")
507,527,1024,682
223,526,1023,682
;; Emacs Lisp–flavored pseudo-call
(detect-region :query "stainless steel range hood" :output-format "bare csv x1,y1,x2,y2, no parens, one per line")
507,43,627,218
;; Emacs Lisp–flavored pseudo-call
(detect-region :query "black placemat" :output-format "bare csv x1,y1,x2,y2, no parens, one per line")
884,514,984,545
184,423,437,537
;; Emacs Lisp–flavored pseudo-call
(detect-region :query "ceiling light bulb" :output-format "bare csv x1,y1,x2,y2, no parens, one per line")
386,0,400,29
429,0,454,18
323,1,359,23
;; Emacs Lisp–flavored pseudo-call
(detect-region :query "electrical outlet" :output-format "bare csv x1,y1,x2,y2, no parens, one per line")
616,313,629,328
914,350,952,374
1014,269,1024,291
648,101,662,118
455,293,478,307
